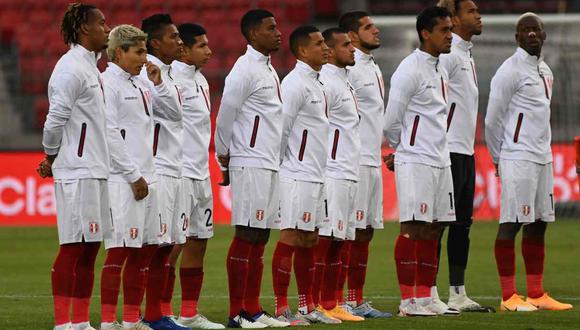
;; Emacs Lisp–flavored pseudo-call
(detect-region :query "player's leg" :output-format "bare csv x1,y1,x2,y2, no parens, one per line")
52,243,86,330
495,160,538,312
70,242,100,330
336,240,351,308
100,248,129,329
523,163,572,311
272,229,296,317
160,244,183,318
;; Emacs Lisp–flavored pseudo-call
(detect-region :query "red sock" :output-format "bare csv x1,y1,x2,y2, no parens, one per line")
294,246,315,313
313,237,331,306
347,241,369,305
227,237,252,317
100,248,129,323
321,240,343,310
71,242,100,324
160,266,176,316
145,245,173,321
245,243,266,315
272,242,294,315
180,267,204,318
415,239,438,298
51,243,85,326
522,238,545,299
495,239,517,301
336,241,351,305
394,235,416,300
123,245,157,323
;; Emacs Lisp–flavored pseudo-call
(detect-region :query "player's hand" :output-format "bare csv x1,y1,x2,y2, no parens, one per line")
130,177,149,201
36,158,53,178
145,62,162,86
219,170,230,186
494,163,500,177
383,153,395,172
217,153,230,168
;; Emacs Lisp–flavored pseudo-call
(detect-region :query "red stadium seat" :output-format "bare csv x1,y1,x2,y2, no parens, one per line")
199,0,223,10
34,97,50,129
167,0,197,12
108,11,141,27
170,10,198,25
285,0,311,23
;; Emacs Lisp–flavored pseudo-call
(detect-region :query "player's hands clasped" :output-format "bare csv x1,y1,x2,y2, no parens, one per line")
130,177,149,201
383,153,395,172
145,62,162,86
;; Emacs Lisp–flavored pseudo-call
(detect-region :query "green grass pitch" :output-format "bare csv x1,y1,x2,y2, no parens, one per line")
1,221,579,329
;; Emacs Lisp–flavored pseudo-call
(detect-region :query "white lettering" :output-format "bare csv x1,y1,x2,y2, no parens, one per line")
0,177,24,216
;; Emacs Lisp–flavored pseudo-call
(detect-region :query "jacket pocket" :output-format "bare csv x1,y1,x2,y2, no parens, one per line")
153,123,161,156
513,113,524,143
446,103,456,132
298,129,308,161
77,123,87,157
410,115,420,146
331,129,340,160
250,115,260,148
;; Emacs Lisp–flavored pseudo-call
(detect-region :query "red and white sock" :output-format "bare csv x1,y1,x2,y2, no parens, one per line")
415,239,438,298
71,243,100,325
123,245,157,323
522,238,545,299
394,235,416,300
144,245,173,322
272,242,294,315
160,266,176,316
321,240,343,311
294,246,315,314
100,248,129,323
347,241,369,305
336,241,351,305
245,243,266,315
313,237,331,306
227,237,252,317
180,267,203,318
51,243,85,326
495,239,517,301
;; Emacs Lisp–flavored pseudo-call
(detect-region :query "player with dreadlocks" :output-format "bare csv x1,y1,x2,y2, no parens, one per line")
38,3,111,330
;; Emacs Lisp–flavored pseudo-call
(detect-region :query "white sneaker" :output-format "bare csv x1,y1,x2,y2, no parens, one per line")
100,321,125,330
417,297,460,316
123,320,154,330
253,311,290,327
54,323,73,330
72,322,96,330
448,286,494,312
300,309,341,324
398,299,437,317
178,314,225,329
228,312,268,329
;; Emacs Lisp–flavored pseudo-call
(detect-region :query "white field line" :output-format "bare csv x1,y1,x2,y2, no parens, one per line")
1,294,580,301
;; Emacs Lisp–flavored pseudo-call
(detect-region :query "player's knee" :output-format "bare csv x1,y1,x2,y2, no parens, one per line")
355,227,374,242
523,221,547,239
497,223,521,240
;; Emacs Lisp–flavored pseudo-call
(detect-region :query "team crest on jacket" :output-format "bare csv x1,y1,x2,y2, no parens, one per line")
302,212,312,223
522,205,531,216
256,210,264,221
89,222,99,233
356,210,365,221
338,220,344,231
420,203,428,215
130,228,139,239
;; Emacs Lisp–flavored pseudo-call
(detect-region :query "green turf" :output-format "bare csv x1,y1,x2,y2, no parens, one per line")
1,221,579,329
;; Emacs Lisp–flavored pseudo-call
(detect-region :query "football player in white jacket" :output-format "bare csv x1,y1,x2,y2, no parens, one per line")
314,28,364,322
270,25,339,326
160,23,224,329
485,13,572,312
337,11,391,318
214,9,289,328
38,4,110,330
383,7,458,317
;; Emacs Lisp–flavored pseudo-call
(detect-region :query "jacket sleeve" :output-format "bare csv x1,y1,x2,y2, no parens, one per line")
279,80,304,163
383,70,416,149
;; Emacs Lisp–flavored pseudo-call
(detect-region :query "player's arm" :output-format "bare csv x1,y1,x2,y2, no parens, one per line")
144,62,182,122
214,69,251,168
383,71,415,150
485,68,517,166
279,80,304,163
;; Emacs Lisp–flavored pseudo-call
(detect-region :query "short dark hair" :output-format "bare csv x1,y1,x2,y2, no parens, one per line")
416,6,451,42
141,14,174,52
338,11,370,33
60,3,97,45
240,9,274,42
289,25,319,56
178,23,207,48
322,27,346,47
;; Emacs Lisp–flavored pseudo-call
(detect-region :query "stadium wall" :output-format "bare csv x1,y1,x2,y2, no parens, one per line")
1,145,578,226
